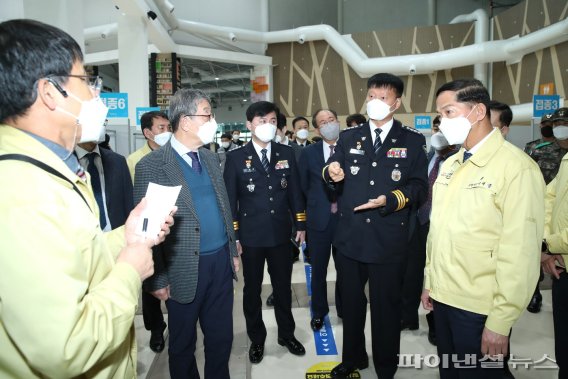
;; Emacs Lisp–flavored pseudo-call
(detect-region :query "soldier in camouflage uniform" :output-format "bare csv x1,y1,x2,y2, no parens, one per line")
524,110,568,313
524,113,568,184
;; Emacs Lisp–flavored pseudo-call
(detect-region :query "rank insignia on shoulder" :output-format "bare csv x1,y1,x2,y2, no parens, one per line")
402,125,422,135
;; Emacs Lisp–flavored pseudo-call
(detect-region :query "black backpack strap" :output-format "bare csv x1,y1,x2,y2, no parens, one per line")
0,153,92,212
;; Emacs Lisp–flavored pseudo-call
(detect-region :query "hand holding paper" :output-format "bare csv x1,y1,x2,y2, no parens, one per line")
126,183,180,246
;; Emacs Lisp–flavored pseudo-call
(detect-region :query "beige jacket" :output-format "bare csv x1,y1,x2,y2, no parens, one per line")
0,125,139,378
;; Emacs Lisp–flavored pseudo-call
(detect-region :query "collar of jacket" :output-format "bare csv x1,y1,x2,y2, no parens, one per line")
450,130,504,168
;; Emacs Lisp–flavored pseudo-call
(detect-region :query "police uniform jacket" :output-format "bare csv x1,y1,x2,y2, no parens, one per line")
224,141,306,247
324,120,428,264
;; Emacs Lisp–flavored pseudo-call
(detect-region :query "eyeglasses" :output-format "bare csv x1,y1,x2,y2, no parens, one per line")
46,74,103,97
185,114,215,122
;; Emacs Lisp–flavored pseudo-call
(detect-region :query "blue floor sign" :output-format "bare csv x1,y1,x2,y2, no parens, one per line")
304,262,338,355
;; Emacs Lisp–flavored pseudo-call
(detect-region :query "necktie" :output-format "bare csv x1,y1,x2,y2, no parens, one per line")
463,151,472,162
187,151,202,174
261,148,270,172
86,152,107,229
418,155,443,225
373,128,382,155
329,144,338,213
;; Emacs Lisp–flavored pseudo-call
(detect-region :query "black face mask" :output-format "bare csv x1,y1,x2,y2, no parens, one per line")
541,125,554,138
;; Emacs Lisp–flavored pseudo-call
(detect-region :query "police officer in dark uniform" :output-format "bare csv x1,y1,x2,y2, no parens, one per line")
223,101,307,365
324,73,428,379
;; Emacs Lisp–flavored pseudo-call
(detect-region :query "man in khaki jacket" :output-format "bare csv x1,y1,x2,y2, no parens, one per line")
0,20,173,378
422,79,545,378
541,108,568,378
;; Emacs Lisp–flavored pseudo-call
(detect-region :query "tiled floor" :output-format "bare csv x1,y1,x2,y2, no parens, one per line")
135,256,559,378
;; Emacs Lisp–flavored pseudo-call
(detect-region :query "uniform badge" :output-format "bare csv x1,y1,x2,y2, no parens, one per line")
391,168,402,181
281,177,288,188
247,178,255,192
350,166,360,175
356,141,362,150
275,160,289,170
243,160,255,173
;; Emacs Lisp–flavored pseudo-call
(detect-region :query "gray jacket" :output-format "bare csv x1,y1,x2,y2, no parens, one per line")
133,141,238,304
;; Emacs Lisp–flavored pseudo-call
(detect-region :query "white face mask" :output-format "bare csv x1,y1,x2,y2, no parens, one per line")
57,93,109,143
296,128,309,140
553,125,568,140
197,119,218,145
153,131,172,147
221,141,231,149
254,123,277,143
438,105,478,145
232,134,240,141
366,98,396,121
319,121,340,141
430,132,449,151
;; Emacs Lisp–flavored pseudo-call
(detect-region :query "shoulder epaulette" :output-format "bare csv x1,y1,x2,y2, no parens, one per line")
227,145,245,154
341,124,363,133
534,141,553,150
402,125,423,135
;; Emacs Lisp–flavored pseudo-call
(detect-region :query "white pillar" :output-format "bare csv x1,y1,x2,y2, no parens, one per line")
0,0,24,22
117,12,149,123
17,0,84,50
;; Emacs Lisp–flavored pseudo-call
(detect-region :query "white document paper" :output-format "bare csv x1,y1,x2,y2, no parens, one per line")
136,182,181,238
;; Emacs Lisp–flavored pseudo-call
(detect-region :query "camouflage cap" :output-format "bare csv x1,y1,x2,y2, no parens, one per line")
540,113,553,123
551,107,568,122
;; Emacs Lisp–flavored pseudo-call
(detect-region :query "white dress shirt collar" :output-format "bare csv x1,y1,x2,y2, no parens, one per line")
369,118,394,144
252,140,272,162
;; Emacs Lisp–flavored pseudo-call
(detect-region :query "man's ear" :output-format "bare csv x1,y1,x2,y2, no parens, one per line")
393,97,402,112
246,121,253,132
142,128,152,140
37,79,59,111
476,103,488,121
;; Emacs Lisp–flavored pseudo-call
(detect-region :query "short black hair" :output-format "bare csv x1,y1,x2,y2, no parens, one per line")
345,113,366,127
220,133,232,140
0,19,84,123
433,115,441,127
488,100,513,127
292,116,309,129
367,73,404,97
436,79,491,113
245,101,279,122
312,109,338,128
140,110,169,132
277,113,287,131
